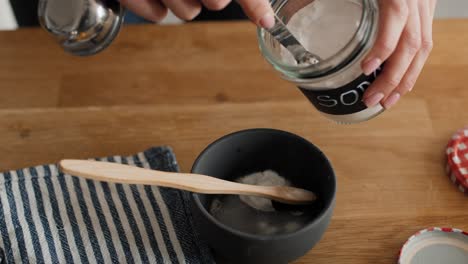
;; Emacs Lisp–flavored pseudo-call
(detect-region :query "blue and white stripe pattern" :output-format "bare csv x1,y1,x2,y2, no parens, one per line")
0,147,213,263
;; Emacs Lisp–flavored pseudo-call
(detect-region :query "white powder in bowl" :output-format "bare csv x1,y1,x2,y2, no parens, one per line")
208,170,317,235
236,170,290,212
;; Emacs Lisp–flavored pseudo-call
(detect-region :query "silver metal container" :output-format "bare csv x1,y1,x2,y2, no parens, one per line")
38,0,125,56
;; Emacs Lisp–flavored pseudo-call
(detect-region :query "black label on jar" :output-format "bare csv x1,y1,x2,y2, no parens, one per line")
298,66,383,115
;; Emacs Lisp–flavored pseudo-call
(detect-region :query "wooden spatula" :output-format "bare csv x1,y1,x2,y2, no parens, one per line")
59,159,316,205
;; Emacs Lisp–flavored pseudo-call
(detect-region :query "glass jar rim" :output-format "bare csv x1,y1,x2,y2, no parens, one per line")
257,0,376,80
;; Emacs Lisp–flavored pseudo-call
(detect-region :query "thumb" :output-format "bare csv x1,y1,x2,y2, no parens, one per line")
236,0,275,29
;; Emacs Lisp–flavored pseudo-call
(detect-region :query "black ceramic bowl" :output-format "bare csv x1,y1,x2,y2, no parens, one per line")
190,128,336,264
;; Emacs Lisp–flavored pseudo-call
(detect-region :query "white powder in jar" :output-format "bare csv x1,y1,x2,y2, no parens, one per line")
276,0,385,124
280,0,363,65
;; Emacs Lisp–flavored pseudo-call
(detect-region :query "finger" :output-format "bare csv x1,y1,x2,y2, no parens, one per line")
161,0,202,20
361,0,409,75
430,0,437,18
363,0,421,109
236,0,275,29
201,0,231,10
392,0,434,96
120,0,168,22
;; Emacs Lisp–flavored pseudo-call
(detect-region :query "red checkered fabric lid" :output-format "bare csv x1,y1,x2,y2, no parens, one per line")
446,127,468,194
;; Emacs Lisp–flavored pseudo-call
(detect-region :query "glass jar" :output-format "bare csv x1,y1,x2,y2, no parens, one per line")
258,0,382,124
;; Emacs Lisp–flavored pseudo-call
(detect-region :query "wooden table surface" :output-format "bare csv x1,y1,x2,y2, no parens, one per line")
1,20,468,263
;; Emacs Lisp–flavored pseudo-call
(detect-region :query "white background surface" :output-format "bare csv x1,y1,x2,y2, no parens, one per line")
435,0,468,18
0,1,467,30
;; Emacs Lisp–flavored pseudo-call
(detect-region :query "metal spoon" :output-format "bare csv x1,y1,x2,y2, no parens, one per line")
59,159,317,205
265,14,322,66
38,0,125,56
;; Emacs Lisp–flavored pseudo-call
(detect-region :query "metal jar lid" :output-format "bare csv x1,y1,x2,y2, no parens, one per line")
398,227,468,264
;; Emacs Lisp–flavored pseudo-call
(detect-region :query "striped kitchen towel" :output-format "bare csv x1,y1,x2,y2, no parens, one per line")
0,147,214,263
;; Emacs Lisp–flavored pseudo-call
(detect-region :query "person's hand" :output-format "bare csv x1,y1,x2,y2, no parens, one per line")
119,0,275,28
362,0,437,109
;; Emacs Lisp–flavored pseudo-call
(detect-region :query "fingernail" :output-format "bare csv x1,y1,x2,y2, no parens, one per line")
362,58,382,76
260,13,275,29
383,92,401,109
363,92,384,108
